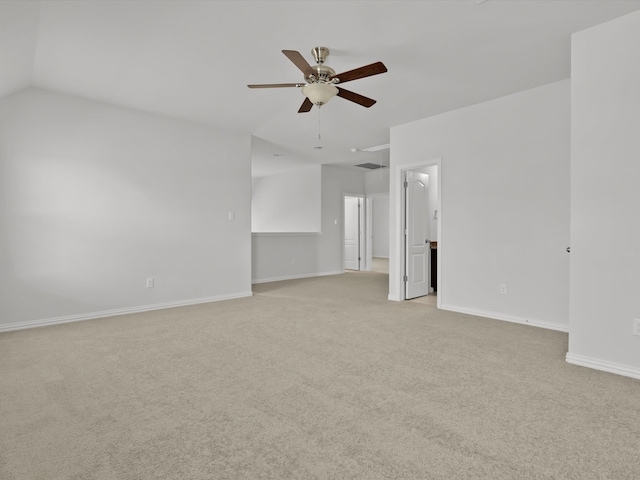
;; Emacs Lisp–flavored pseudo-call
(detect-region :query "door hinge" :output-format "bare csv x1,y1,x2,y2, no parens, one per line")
404,181,408,188
403,275,408,282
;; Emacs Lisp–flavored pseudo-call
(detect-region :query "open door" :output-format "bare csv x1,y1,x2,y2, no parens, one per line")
405,171,430,299
344,196,363,271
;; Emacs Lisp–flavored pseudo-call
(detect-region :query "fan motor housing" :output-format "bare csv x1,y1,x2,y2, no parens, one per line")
307,64,337,84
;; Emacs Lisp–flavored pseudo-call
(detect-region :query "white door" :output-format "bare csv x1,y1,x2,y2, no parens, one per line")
405,171,431,299
344,196,361,270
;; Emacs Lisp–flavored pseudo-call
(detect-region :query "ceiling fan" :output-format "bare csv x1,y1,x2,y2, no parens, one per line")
247,47,387,113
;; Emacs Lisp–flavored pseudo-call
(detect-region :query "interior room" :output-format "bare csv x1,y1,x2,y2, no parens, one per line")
1,1,640,478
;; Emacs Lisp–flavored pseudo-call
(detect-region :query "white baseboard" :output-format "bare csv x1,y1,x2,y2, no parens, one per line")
0,291,253,333
439,303,569,333
251,270,343,285
566,353,640,380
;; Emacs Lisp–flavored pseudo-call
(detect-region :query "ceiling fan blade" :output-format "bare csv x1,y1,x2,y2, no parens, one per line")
298,97,313,113
333,61,387,84
247,83,303,88
282,50,315,77
337,87,376,108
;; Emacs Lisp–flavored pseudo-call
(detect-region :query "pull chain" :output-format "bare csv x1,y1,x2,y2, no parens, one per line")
317,105,322,145
313,105,323,150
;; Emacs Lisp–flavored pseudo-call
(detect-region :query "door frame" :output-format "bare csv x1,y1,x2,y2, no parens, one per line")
395,159,442,305
343,194,366,272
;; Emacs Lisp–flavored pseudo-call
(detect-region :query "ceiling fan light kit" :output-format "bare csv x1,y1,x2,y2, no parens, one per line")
301,83,338,106
248,46,387,112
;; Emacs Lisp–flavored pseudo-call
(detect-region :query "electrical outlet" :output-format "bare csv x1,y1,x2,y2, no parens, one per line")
633,319,640,336
146,277,154,288
499,284,507,295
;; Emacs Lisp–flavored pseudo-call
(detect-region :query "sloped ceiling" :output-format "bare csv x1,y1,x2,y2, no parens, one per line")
2,0,640,176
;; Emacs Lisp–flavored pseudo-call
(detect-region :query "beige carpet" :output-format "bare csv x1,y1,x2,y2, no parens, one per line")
1,272,639,479
372,257,437,305
409,294,438,306
371,257,389,274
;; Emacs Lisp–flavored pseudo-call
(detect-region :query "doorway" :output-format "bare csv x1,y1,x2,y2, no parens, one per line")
400,162,441,303
344,195,365,271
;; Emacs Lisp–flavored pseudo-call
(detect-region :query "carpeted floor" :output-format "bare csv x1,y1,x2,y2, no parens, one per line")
1,271,639,479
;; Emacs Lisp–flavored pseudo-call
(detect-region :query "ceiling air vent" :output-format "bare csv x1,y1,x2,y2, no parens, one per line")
355,163,386,170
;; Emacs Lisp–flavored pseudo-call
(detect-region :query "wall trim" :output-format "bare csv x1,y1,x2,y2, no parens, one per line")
0,291,253,333
566,353,640,380
252,270,343,285
439,303,569,332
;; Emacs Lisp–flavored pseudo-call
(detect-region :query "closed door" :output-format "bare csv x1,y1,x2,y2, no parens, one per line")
405,171,430,299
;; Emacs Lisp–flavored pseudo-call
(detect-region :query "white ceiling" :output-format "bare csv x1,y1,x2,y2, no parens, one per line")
2,0,640,176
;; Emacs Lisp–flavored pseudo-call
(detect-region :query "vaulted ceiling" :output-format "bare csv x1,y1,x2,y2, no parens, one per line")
3,0,640,176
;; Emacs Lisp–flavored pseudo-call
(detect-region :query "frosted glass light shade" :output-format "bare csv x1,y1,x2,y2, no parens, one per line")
302,83,338,105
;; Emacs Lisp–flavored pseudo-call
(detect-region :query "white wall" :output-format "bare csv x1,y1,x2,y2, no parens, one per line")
0,88,252,330
567,10,640,378
390,80,570,331
371,195,389,258
252,165,365,282
366,168,390,258
365,167,389,195
0,1,39,99
251,165,321,232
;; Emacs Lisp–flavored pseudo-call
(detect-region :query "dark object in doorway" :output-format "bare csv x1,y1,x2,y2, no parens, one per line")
431,241,438,292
